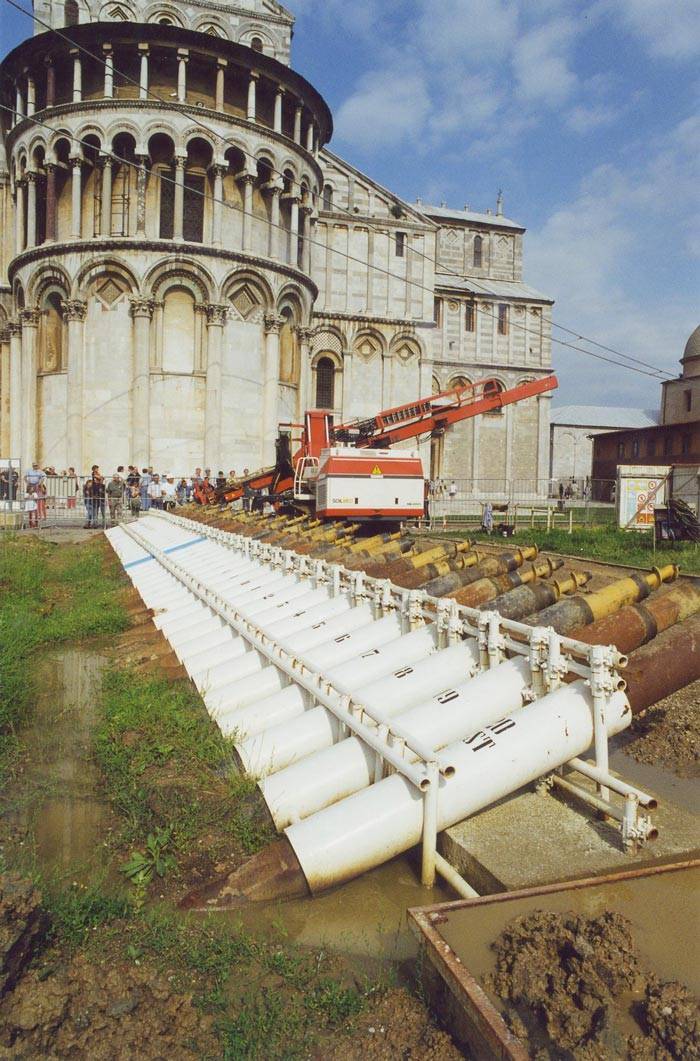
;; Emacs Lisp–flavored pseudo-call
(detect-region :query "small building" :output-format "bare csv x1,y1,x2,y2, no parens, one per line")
550,405,659,487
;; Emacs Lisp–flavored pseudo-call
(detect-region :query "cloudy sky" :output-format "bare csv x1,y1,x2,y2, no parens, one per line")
2,0,698,409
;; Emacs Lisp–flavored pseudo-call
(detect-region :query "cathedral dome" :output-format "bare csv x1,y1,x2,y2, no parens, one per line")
682,324,700,378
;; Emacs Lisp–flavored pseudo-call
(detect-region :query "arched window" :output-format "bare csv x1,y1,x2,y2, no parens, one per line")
483,379,504,416
322,184,333,211
251,36,263,52
65,0,79,24
39,292,65,373
315,357,335,409
162,287,196,373
473,234,483,268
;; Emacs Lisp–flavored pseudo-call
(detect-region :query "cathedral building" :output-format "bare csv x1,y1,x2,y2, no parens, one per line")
0,0,554,486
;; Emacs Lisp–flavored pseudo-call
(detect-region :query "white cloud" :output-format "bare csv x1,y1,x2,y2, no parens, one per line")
612,0,700,60
334,66,431,150
512,18,578,103
416,0,518,63
565,102,621,133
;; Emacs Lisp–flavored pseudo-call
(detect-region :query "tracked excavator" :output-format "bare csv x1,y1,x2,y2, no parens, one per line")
195,374,558,521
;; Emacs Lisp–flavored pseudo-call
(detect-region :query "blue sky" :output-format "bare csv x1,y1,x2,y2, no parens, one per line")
2,0,698,409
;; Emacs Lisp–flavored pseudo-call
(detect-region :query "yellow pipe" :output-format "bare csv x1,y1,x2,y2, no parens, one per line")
349,532,402,555
584,564,679,622
409,540,473,570
551,570,592,599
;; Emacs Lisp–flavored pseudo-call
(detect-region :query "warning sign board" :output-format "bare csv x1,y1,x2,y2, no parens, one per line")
618,465,670,530
371,466,383,477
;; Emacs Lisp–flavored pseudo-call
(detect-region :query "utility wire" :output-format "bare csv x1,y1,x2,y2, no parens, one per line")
2,0,677,383
0,102,673,383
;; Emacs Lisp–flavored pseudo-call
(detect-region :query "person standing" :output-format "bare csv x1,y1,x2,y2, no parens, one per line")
162,474,177,510
65,467,79,510
106,473,125,525
25,462,45,497
140,467,151,512
25,486,38,529
147,474,163,510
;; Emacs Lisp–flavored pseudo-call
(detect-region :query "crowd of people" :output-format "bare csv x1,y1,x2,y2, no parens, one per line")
10,463,253,529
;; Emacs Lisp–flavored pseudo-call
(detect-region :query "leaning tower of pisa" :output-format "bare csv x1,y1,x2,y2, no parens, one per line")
0,0,331,473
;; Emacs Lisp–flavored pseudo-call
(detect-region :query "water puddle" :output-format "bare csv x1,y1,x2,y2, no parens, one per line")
14,648,111,879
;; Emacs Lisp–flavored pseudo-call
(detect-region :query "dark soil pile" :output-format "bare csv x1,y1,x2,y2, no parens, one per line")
0,952,216,1060
625,679,700,775
487,910,699,1059
320,987,462,1060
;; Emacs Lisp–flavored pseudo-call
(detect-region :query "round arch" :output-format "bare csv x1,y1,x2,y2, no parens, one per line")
29,262,72,305
73,256,139,300
221,268,274,314
144,257,214,303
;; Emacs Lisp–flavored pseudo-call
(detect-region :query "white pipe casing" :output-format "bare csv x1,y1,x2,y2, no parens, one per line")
275,602,376,655
285,683,632,893
249,587,331,627
296,613,404,671
204,663,286,716
323,625,439,695
217,684,313,739
264,596,354,641
236,706,342,778
261,650,522,830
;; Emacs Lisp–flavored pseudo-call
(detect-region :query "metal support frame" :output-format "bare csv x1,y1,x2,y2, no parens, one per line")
133,510,654,875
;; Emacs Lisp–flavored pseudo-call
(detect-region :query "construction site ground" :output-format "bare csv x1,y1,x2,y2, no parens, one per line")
1,516,698,1058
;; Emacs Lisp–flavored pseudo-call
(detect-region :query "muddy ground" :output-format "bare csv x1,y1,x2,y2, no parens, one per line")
487,909,699,1059
0,539,462,1060
625,679,700,776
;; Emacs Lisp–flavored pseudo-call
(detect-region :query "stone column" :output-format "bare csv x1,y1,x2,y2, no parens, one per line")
0,329,10,458
25,172,37,249
70,156,82,239
45,163,57,242
262,314,282,465
267,179,282,259
274,87,283,133
293,103,302,144
103,44,114,97
100,156,112,236
8,321,22,460
211,164,225,247
239,173,255,253
135,154,148,236
45,57,55,107
297,326,313,418
173,155,186,240
204,304,227,469
300,205,313,273
215,58,227,110
71,49,82,102
14,84,24,126
26,74,35,116
306,121,314,154
177,49,188,103
19,309,40,467
289,196,299,266
536,391,552,495
14,179,25,254
247,71,258,122
129,297,155,468
138,43,149,100
62,299,87,472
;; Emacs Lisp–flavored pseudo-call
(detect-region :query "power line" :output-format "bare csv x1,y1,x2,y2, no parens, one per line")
0,104,672,383
2,0,678,384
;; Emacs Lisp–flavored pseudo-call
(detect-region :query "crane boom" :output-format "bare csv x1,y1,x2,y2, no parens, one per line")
197,373,558,509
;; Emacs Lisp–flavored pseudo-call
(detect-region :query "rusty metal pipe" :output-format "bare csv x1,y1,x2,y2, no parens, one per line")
446,557,565,608
424,546,538,597
524,565,679,635
566,581,700,654
623,613,700,714
377,540,474,582
485,570,592,621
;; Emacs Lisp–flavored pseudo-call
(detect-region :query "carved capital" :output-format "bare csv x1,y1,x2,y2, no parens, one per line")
129,296,156,319
20,308,40,328
205,303,228,327
25,170,40,183
236,170,257,185
264,313,284,334
61,298,87,322
69,155,83,168
7,320,22,337
296,326,314,344
0,328,11,344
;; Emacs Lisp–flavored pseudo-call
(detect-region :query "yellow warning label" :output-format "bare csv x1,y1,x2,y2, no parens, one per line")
371,466,383,476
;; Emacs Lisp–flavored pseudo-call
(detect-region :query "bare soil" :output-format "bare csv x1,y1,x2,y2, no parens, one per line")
625,679,700,776
487,909,699,1059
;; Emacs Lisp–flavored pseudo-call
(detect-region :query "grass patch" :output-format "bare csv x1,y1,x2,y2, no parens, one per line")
42,882,134,949
428,525,700,574
94,668,275,875
0,535,129,778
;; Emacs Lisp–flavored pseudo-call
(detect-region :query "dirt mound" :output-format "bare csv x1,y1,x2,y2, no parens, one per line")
487,910,699,1059
0,952,216,1060
0,877,48,999
626,679,700,775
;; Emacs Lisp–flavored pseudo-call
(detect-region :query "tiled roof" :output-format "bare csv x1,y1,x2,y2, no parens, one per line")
551,405,660,429
435,274,553,303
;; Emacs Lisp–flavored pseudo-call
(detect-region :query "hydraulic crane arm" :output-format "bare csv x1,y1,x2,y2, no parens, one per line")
332,374,558,449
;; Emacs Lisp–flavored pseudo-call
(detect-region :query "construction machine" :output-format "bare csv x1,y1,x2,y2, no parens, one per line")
195,374,558,521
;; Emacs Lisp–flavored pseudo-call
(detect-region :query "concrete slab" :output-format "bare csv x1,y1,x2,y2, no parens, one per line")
440,772,700,895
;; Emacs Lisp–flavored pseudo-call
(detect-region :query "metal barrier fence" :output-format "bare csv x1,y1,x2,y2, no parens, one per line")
425,478,617,532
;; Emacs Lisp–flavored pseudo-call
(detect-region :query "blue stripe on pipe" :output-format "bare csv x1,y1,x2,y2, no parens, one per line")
123,536,207,569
